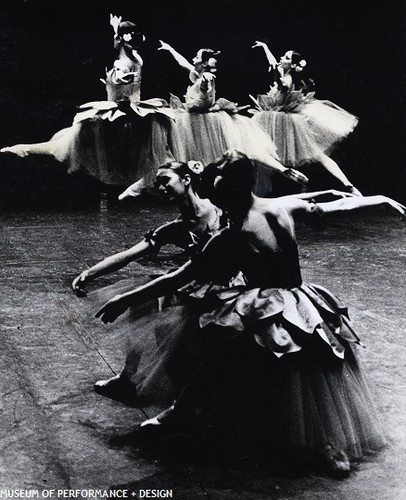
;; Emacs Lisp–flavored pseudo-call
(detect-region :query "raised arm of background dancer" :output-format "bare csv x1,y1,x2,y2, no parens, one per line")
252,41,278,69
95,260,195,323
158,40,195,72
71,240,152,296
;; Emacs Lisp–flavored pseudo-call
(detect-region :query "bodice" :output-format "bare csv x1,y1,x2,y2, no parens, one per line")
185,73,216,112
238,242,302,288
105,67,142,103
193,229,302,289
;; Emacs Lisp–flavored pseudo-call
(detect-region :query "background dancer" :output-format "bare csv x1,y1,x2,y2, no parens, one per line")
251,41,361,195
1,14,174,193
156,40,308,196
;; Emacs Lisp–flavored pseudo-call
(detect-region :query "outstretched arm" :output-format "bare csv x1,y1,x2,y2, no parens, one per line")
252,41,278,69
319,195,406,216
95,260,194,323
279,194,406,219
71,240,151,296
158,40,195,72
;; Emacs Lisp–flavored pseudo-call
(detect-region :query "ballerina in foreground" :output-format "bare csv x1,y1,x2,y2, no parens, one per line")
72,159,225,298
96,150,404,476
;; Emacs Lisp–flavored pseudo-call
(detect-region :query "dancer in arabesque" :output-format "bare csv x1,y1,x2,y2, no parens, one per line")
251,41,361,194
1,15,174,193
95,150,404,476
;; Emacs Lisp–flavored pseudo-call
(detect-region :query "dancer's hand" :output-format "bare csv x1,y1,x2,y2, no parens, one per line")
252,41,267,49
284,168,309,186
0,145,30,157
380,196,406,217
110,14,122,35
158,40,172,52
71,272,88,298
95,295,129,323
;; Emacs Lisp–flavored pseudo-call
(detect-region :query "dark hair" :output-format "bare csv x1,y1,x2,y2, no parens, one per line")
194,48,220,71
201,150,255,204
117,21,145,49
157,161,201,191
198,48,220,63
290,51,302,66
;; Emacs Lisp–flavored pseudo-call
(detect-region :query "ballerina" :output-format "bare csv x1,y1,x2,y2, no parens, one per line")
156,40,308,195
1,14,174,192
96,150,404,475
71,159,226,402
251,41,361,194
72,159,225,298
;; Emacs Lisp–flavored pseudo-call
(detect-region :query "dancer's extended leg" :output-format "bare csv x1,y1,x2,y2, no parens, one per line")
317,153,361,195
1,140,60,158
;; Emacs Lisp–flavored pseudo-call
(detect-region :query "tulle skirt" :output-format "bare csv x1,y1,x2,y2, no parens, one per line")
168,109,279,167
115,281,386,460
252,99,358,166
48,97,175,186
50,113,170,186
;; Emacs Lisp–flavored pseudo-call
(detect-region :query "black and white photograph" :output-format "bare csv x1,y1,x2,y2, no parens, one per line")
0,0,405,498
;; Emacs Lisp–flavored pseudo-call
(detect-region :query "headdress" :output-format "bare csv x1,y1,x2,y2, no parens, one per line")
187,160,204,174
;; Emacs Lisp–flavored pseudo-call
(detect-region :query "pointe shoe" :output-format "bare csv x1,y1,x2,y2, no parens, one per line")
94,373,138,405
118,178,146,201
319,444,350,478
0,145,31,157
285,168,309,186
139,404,177,429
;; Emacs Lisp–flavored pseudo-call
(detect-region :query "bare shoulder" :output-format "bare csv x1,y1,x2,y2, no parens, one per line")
255,197,291,218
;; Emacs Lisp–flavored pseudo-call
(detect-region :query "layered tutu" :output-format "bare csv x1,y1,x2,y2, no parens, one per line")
119,276,386,460
168,95,279,168
51,98,175,186
251,91,358,166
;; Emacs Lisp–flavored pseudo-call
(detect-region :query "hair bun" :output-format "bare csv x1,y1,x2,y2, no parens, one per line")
187,161,204,174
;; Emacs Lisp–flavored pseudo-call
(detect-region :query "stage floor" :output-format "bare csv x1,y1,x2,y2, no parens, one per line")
1,201,405,499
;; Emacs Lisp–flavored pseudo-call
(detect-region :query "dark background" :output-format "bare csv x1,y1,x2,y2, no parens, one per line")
0,0,405,209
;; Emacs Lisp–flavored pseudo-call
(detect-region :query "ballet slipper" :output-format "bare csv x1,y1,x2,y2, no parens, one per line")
319,444,350,478
139,404,177,429
118,178,146,200
0,145,31,157
94,373,138,405
284,168,309,185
